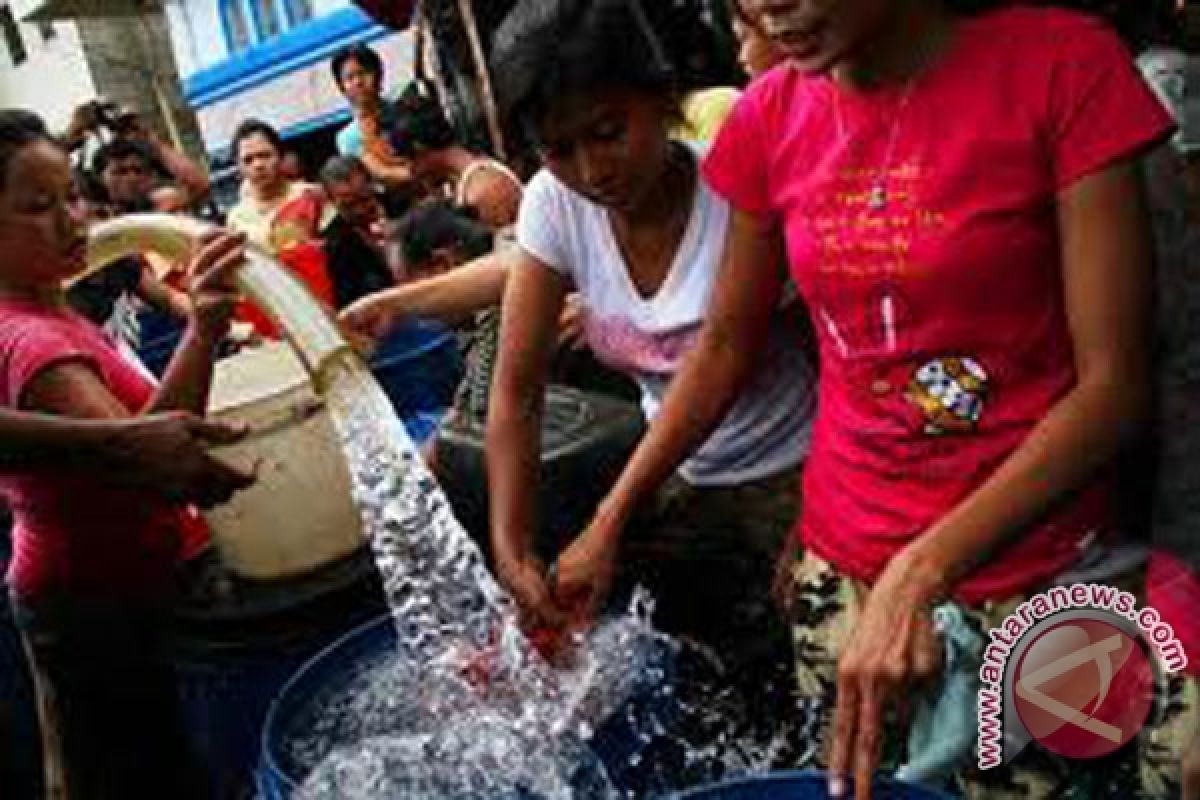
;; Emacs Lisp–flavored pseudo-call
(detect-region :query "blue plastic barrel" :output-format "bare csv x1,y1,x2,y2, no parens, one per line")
369,320,462,441
257,614,396,799
0,524,41,800
258,612,676,799
170,548,385,799
675,770,955,799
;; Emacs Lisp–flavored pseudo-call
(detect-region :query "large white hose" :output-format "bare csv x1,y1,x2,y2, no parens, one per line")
82,213,351,383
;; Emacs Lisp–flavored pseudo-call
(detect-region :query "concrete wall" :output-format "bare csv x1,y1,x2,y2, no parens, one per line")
74,5,207,163
0,1,96,131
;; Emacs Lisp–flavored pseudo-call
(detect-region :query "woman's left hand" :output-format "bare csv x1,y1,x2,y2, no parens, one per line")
551,508,625,625
828,551,944,799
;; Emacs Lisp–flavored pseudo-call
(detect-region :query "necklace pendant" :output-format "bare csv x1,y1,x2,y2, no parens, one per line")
868,185,887,211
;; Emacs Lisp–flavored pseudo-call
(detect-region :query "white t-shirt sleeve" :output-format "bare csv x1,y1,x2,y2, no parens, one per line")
515,170,574,277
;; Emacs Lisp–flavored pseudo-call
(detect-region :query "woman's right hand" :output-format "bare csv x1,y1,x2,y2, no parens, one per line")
495,551,569,630
340,291,402,348
186,231,245,343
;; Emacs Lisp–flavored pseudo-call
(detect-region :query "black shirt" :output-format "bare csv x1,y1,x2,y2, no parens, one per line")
321,214,396,310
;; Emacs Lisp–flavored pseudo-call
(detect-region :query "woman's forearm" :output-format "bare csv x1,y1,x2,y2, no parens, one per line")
905,160,1155,599
485,384,545,566
903,375,1148,599
0,411,114,471
146,325,218,414
392,254,509,322
361,151,413,190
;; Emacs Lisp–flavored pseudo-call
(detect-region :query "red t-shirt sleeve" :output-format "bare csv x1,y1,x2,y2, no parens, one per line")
702,79,776,217
1046,15,1176,190
0,320,100,409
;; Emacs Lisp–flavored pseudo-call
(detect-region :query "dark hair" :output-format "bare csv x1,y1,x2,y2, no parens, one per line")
727,0,752,25
491,0,677,134
331,43,384,90
389,82,457,158
91,137,155,176
319,153,370,186
392,199,493,268
73,167,110,205
0,109,54,189
231,119,283,159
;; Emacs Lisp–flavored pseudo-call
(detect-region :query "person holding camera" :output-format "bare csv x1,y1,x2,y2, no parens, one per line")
64,99,210,215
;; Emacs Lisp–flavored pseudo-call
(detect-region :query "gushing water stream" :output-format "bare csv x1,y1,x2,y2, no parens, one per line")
84,216,804,799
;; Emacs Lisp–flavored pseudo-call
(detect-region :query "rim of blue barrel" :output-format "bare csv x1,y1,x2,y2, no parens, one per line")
672,769,956,799
372,319,456,363
259,612,398,795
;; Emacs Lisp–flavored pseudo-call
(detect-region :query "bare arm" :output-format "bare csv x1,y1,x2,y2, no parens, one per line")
0,410,252,504
897,159,1153,593
339,253,509,340
145,133,210,206
360,150,415,192
485,248,570,625
147,233,244,414
549,210,786,617
829,158,1156,797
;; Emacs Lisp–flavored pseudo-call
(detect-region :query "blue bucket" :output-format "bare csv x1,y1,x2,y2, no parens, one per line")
370,320,461,416
170,548,385,799
258,613,677,799
257,614,397,799
674,770,955,799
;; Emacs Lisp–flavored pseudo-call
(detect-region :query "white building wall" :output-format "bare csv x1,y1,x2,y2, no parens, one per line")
164,0,357,80
311,0,350,18
163,0,228,78
0,2,96,131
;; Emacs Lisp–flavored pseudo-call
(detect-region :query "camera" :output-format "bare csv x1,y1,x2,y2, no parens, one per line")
92,99,137,134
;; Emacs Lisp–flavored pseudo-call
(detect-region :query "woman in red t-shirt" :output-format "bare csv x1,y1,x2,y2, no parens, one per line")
0,110,243,798
620,0,1180,796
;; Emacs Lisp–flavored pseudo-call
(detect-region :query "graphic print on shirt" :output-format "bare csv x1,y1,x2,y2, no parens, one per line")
904,355,990,435
585,312,700,375
803,147,992,440
804,156,939,362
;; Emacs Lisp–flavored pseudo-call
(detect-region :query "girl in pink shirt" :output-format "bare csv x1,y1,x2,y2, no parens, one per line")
0,109,243,798
621,0,1180,797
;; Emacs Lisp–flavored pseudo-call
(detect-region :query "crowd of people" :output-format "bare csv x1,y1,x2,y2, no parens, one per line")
0,0,1197,797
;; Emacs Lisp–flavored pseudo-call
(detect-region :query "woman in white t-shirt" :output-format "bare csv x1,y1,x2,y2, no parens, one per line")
485,0,816,663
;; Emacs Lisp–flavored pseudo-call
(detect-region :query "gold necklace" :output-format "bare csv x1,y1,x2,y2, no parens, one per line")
832,77,918,212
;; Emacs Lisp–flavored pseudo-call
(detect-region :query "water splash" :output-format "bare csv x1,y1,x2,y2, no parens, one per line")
291,353,815,798
80,217,811,798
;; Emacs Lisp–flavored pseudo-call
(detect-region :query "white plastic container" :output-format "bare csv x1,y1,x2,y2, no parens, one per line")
203,342,363,579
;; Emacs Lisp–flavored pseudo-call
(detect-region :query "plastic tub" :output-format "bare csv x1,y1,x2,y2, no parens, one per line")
675,770,955,799
203,342,364,580
257,612,675,799
170,547,385,799
435,386,645,558
369,319,462,418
